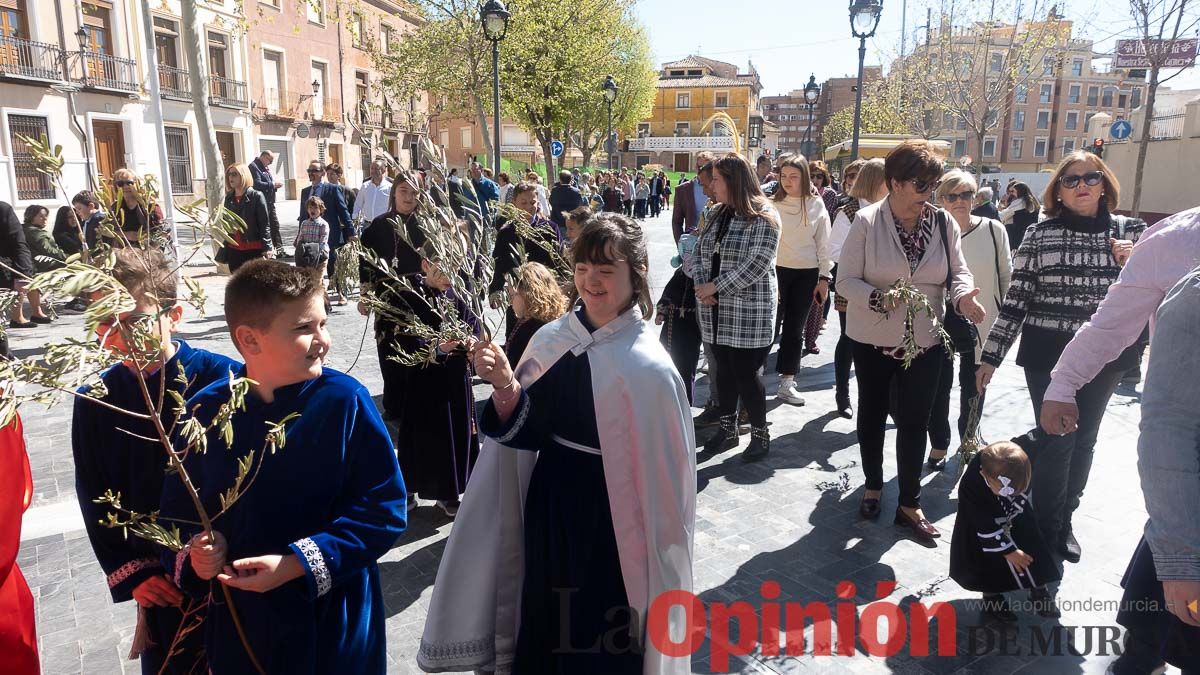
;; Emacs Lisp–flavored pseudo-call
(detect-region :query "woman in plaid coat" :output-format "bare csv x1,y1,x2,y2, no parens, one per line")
692,154,781,461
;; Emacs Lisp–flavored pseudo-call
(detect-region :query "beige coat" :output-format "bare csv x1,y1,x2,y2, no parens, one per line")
836,196,975,349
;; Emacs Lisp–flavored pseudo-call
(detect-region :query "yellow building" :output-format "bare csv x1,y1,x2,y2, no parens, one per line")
626,56,771,172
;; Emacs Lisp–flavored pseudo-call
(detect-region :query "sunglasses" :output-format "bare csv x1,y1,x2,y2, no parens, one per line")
941,190,976,204
115,180,134,188
1058,171,1103,189
909,178,942,193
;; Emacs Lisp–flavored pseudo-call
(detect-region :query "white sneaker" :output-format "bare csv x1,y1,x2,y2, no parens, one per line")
776,383,806,406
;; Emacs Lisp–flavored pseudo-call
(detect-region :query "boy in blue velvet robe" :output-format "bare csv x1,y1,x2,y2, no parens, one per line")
160,259,407,674
72,248,238,674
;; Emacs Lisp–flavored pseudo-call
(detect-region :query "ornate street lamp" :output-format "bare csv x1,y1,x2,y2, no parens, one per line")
849,0,883,160
481,0,510,173
802,74,821,158
603,74,618,170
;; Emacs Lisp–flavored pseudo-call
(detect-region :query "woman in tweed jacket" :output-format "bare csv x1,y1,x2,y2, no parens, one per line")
692,154,781,461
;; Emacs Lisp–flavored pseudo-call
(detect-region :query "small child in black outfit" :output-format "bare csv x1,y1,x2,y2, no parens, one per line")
950,439,1061,622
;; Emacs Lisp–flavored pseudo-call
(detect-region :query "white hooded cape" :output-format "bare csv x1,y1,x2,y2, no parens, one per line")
417,305,697,674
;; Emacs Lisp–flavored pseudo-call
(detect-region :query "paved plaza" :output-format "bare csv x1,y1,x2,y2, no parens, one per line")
15,205,1154,674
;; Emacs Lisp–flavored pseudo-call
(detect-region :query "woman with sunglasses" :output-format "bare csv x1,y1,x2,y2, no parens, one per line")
837,140,986,542
106,168,166,249
977,151,1144,569
926,170,1012,471
220,164,273,272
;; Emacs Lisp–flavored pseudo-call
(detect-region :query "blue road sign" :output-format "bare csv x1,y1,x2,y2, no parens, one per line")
1110,120,1133,140
550,140,564,157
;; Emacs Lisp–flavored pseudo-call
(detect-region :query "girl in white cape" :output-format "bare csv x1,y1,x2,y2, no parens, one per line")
418,213,697,674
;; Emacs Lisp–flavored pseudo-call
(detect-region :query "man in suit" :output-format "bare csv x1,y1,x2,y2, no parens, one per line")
249,151,285,256
548,169,583,238
300,160,354,285
671,151,716,243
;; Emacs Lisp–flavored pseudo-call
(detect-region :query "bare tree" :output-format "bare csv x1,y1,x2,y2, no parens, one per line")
898,0,1065,173
180,0,223,214
1127,0,1199,216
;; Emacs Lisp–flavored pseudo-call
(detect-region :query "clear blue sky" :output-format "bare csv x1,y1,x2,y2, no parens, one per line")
634,0,1200,96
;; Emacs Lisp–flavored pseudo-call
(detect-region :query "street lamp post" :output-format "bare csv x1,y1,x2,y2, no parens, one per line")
849,0,883,161
802,74,820,159
481,0,510,174
603,74,618,171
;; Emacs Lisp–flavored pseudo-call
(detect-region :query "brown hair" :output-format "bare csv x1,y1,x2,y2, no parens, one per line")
770,154,812,205
511,181,538,200
849,159,887,201
1041,151,1119,218
71,190,98,208
566,205,592,224
304,196,326,213
224,259,322,347
570,213,653,320
388,170,420,214
497,172,510,185
842,159,867,182
809,160,832,186
1008,181,1040,214
884,139,944,189
980,441,1032,495
512,262,569,323
712,154,779,228
112,248,178,305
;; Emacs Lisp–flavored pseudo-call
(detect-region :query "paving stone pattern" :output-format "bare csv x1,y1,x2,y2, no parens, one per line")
15,205,1157,673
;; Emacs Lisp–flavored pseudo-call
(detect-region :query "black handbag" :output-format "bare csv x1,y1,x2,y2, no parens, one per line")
939,212,978,355
296,242,323,268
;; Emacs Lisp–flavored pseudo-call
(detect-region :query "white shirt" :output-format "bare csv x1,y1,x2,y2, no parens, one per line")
829,198,869,263
353,178,393,222
775,195,832,275
960,216,1013,362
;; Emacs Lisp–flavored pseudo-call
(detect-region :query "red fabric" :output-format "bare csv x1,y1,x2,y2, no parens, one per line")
0,414,39,675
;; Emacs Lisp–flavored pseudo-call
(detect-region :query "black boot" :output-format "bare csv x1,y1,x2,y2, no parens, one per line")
835,391,853,419
1029,587,1061,618
693,401,721,427
1059,524,1082,563
702,414,738,454
742,426,770,462
981,594,1018,623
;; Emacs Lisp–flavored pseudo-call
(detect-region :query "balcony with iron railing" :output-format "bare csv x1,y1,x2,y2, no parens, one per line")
0,35,64,82
626,135,736,152
254,88,298,120
209,76,247,108
71,50,139,93
158,66,190,101
305,96,342,125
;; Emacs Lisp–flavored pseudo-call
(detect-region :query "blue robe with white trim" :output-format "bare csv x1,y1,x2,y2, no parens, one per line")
159,367,407,674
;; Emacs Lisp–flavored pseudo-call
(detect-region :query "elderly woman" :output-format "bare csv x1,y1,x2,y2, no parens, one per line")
829,158,888,418
977,151,1144,566
926,170,1012,470
693,154,781,461
106,168,166,248
220,164,273,272
837,140,985,541
15,205,66,326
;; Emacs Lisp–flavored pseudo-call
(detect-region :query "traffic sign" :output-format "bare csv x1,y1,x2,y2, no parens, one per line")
550,140,564,158
1110,120,1132,140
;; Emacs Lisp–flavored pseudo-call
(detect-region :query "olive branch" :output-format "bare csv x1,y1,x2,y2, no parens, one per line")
877,278,954,370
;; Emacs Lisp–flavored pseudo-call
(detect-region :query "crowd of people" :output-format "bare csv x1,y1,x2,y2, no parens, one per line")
2,135,1200,675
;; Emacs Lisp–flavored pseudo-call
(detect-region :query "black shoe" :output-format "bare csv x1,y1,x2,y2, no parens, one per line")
1059,528,1081,563
926,451,948,471
8,320,35,328
737,409,750,435
859,496,881,520
981,595,1018,623
741,426,770,462
30,315,52,324
702,415,738,454
66,298,89,312
1030,588,1061,618
836,393,853,419
693,404,721,428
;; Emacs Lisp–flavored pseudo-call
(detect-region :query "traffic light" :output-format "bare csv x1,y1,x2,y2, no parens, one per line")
1092,137,1104,158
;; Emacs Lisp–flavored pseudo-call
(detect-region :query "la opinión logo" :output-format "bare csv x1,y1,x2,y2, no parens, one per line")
645,580,957,671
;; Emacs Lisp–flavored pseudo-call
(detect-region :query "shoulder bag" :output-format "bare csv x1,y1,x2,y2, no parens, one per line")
939,211,978,355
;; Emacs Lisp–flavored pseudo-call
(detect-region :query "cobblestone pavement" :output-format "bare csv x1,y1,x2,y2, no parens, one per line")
15,205,1156,673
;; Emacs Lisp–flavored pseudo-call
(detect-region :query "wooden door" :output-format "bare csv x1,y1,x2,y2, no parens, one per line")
328,143,342,169
673,153,690,172
0,4,26,69
215,131,237,169
92,120,125,181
